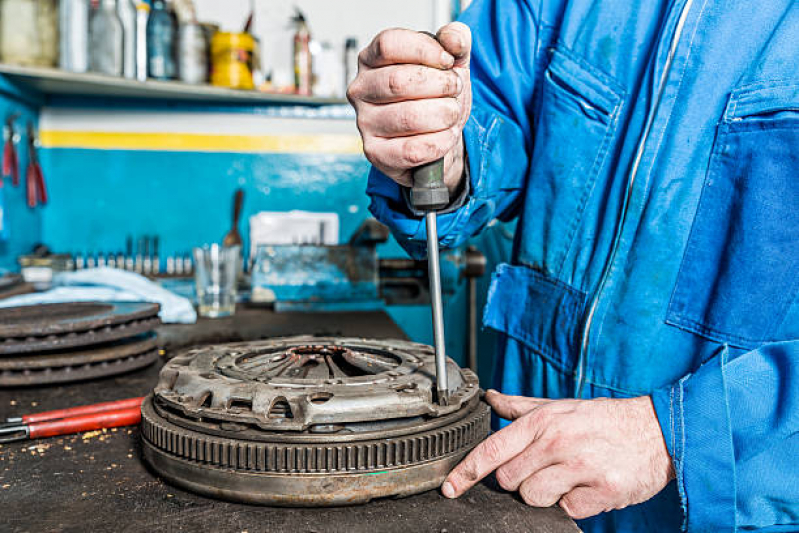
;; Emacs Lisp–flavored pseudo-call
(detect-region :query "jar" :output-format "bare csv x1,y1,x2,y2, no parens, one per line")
0,0,59,67
210,32,255,90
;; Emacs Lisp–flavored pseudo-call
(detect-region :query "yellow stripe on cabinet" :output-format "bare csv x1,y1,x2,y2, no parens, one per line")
39,130,363,155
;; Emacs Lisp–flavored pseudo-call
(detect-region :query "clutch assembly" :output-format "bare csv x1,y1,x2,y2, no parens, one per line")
141,336,489,506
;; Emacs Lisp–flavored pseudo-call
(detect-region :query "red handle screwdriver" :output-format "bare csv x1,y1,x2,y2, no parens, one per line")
0,397,145,443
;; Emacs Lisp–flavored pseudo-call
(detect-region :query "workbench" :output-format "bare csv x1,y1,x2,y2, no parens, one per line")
0,308,579,533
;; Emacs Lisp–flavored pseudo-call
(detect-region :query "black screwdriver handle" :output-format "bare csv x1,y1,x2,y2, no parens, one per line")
411,158,449,212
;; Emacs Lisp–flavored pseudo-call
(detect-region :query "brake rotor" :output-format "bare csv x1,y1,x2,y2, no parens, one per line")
141,336,490,506
0,302,161,355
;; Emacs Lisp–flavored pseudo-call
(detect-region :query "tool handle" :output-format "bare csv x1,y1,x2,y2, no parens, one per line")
232,188,244,228
28,407,142,440
33,162,46,205
21,397,145,424
26,160,37,207
410,158,449,212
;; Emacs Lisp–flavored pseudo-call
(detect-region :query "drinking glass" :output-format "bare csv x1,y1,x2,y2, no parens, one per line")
193,244,239,318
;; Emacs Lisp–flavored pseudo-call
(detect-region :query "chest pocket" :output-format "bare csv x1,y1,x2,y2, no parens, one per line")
518,47,623,277
667,81,799,349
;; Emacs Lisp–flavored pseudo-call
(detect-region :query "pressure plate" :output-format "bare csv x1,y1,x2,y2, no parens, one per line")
141,336,490,506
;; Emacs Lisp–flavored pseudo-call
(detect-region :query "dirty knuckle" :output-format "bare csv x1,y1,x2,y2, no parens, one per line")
494,468,515,491
402,141,431,166
387,71,408,96
397,109,418,132
362,140,380,163
345,82,361,103
520,487,545,507
442,101,460,126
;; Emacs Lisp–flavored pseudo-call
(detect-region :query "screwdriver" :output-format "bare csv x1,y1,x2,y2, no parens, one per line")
411,158,450,406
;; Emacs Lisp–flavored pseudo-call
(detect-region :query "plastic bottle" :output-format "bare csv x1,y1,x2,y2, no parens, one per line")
292,10,312,96
59,0,90,73
88,0,124,76
147,0,177,80
135,2,149,81
117,0,137,79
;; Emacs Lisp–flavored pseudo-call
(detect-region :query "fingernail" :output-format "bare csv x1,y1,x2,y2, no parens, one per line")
486,389,498,395
441,51,454,68
441,481,456,499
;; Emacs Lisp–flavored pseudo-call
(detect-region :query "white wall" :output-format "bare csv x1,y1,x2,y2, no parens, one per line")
193,0,452,93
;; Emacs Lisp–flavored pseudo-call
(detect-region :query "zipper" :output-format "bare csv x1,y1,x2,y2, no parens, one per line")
573,0,697,397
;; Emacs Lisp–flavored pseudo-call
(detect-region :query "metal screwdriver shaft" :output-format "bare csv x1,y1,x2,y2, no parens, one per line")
411,158,450,406
425,211,448,406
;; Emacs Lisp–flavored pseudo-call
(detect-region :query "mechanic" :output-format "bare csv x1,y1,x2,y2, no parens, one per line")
347,1,798,531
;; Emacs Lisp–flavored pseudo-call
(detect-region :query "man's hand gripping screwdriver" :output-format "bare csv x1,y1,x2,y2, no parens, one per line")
346,24,473,405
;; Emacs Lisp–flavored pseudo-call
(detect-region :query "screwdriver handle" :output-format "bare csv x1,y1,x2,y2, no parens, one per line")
18,397,145,424
410,158,449,212
28,407,142,440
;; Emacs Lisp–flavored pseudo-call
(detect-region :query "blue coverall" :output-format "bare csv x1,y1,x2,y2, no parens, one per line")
367,0,799,531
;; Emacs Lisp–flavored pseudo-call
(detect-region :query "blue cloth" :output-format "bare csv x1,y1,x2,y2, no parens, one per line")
0,268,197,324
367,1,799,531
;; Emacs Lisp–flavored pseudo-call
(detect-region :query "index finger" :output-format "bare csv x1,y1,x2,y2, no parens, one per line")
442,419,535,498
360,28,455,69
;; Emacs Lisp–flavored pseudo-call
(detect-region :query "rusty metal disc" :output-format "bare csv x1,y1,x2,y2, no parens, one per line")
142,337,490,506
0,302,161,355
0,334,161,386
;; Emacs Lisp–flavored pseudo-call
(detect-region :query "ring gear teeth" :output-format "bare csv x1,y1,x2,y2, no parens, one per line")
143,395,489,474
141,337,491,506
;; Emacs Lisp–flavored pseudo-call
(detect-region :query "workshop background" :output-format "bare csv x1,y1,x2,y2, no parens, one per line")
0,0,513,386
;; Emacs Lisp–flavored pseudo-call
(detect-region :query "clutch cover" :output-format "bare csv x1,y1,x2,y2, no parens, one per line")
141,336,490,506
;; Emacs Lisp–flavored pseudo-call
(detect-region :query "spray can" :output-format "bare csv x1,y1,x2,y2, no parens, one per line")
178,22,208,85
292,10,312,96
59,0,90,73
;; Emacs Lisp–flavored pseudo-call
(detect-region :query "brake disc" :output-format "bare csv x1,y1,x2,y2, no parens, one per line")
141,336,490,506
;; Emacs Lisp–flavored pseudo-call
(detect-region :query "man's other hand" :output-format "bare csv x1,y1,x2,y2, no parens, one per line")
442,391,675,520
347,23,472,193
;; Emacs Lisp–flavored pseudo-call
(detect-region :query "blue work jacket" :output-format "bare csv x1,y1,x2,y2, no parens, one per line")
367,0,798,532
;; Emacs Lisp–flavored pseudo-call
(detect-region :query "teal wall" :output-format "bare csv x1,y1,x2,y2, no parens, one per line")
0,88,515,386
0,81,43,271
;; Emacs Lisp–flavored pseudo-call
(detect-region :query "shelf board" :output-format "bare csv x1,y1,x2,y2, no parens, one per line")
0,64,348,107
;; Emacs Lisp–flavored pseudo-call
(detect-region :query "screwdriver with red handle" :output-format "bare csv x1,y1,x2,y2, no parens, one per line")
0,397,145,443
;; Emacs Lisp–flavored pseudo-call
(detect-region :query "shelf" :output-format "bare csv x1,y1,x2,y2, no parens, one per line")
0,64,348,107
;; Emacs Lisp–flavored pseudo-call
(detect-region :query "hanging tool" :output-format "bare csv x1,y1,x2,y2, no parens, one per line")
223,188,245,248
411,157,450,405
0,396,145,443
25,122,47,207
2,113,20,187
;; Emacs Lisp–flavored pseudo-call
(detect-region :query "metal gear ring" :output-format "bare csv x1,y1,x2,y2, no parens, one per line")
142,336,490,506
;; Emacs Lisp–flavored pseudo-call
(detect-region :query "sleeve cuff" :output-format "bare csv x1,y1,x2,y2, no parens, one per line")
651,347,736,532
